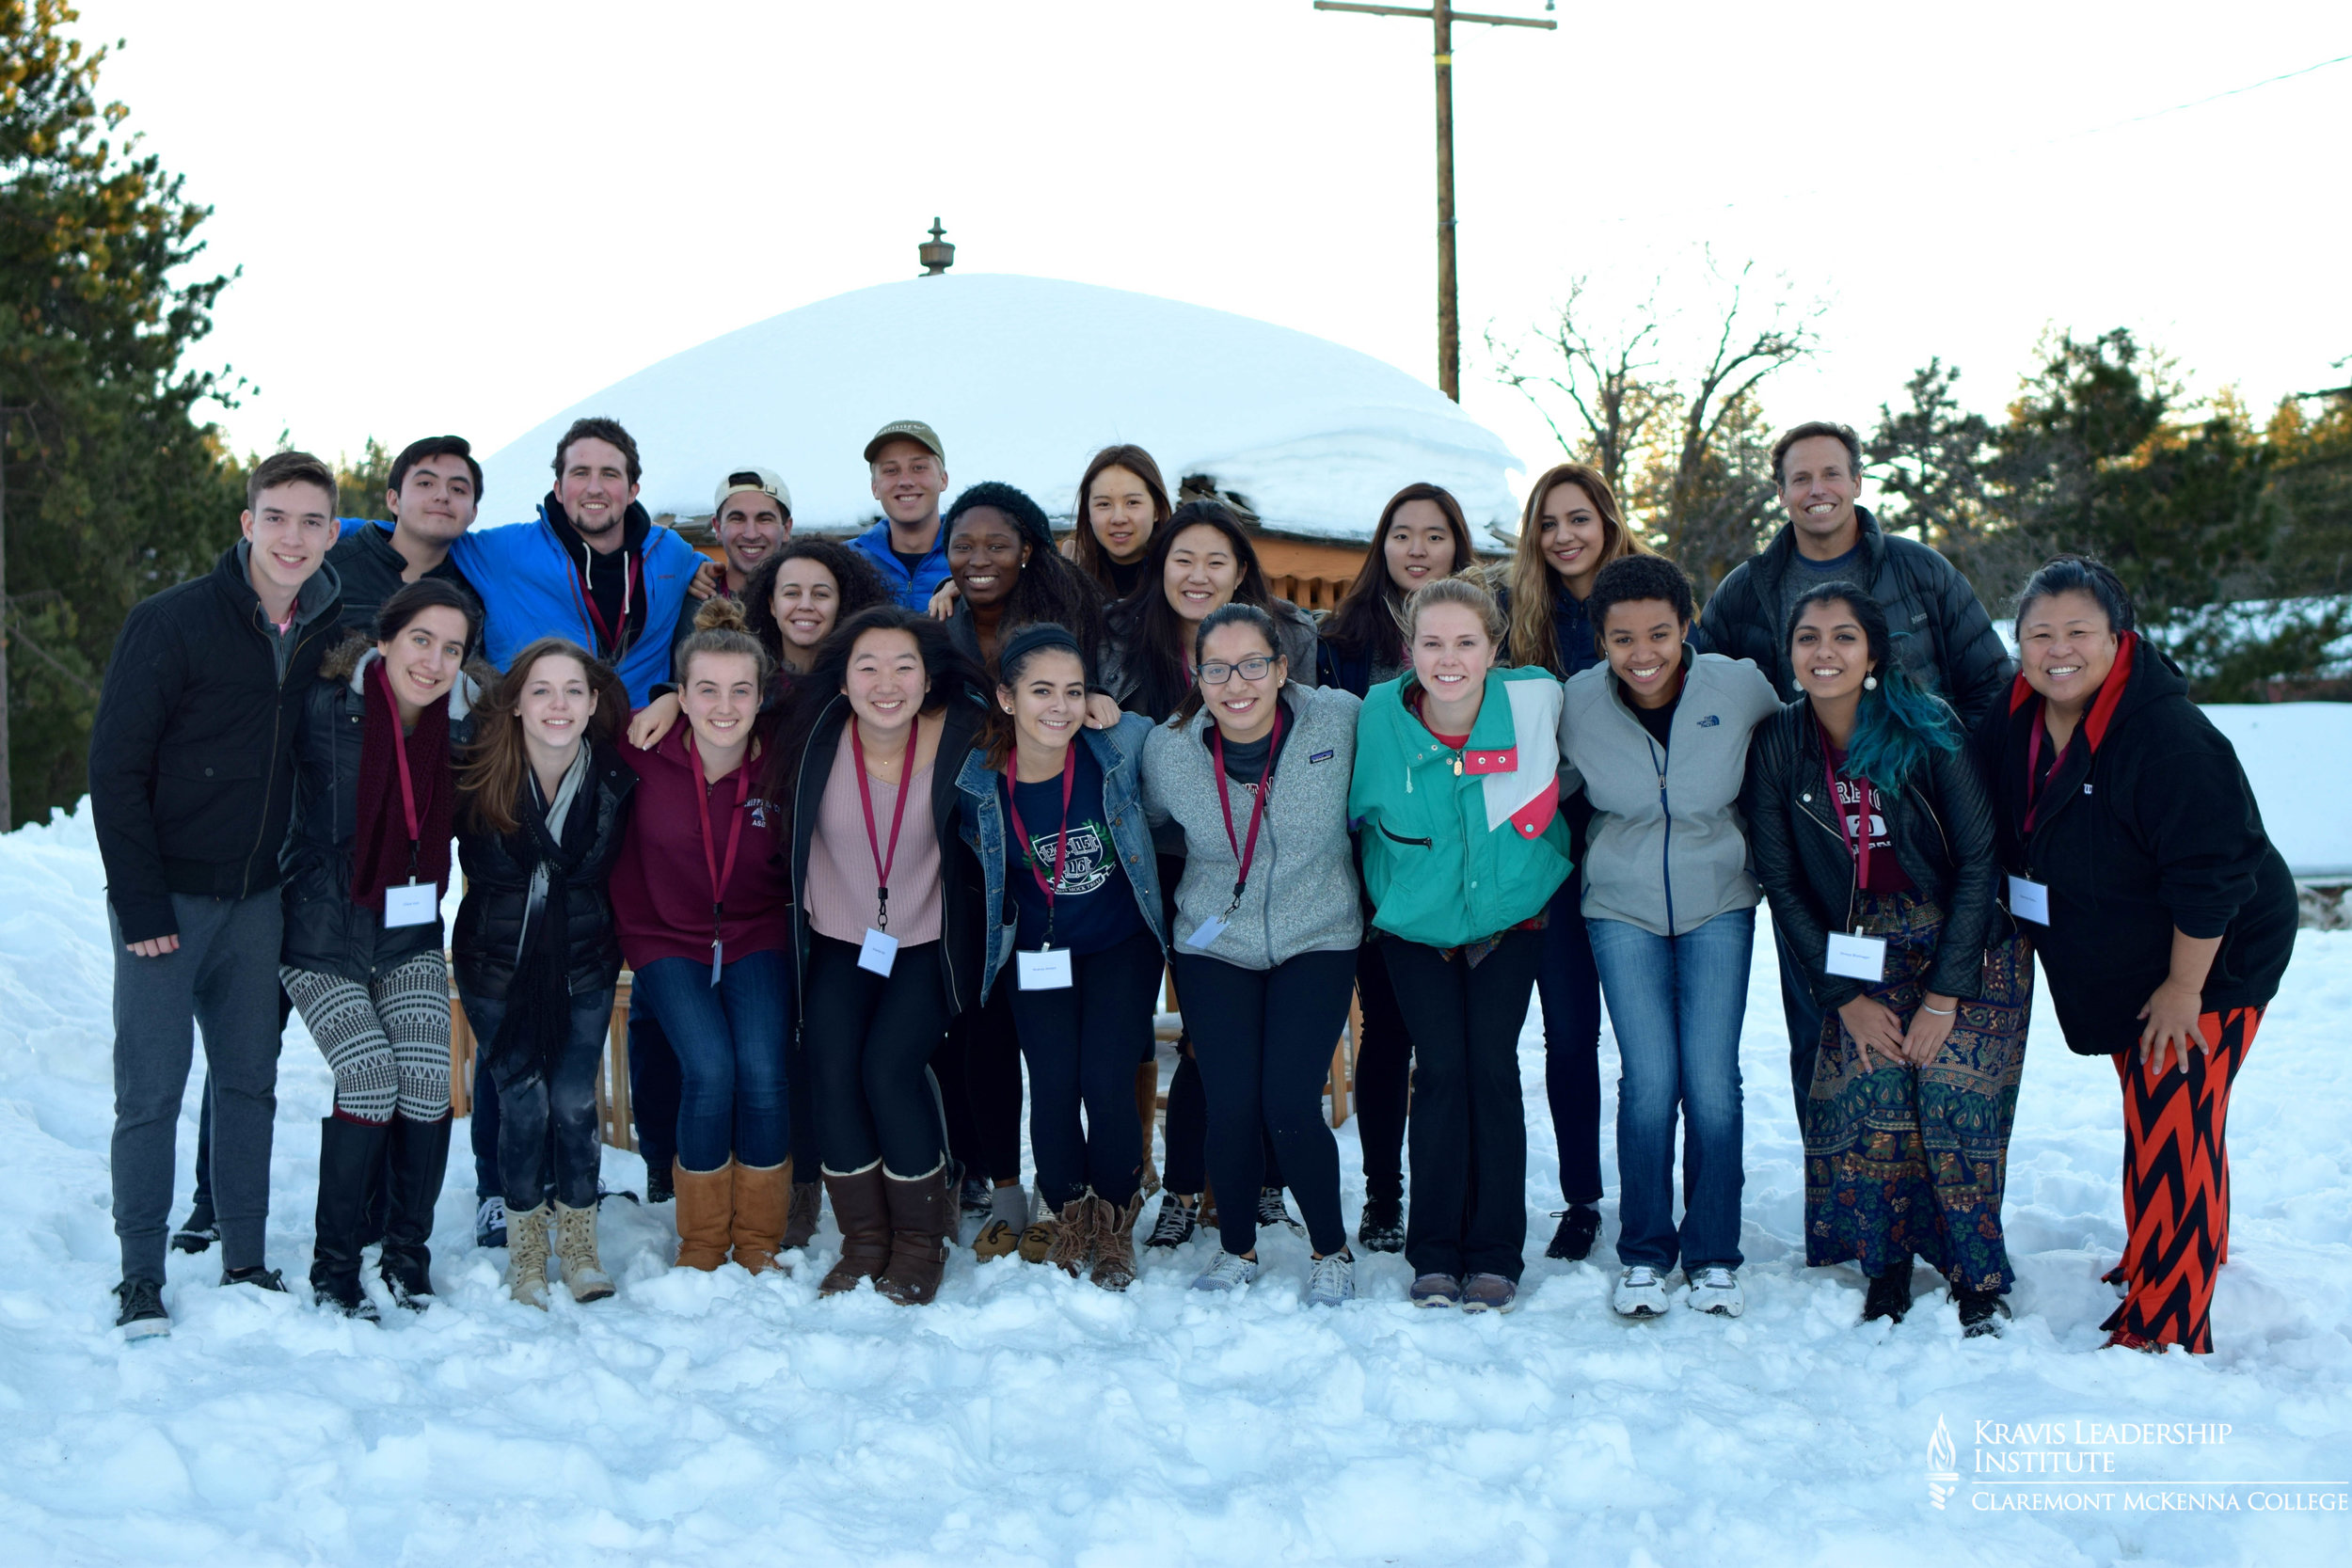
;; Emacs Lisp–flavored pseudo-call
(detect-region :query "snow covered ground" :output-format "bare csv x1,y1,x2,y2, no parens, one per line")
3,801,2347,1566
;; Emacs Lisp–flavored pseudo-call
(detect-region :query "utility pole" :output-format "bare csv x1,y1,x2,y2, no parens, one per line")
1313,1,1554,402
0,405,13,831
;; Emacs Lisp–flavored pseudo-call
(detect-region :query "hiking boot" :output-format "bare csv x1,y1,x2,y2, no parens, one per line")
1544,1205,1601,1262
116,1278,170,1340
555,1201,616,1303
730,1160,791,1275
1043,1195,1096,1277
506,1203,552,1309
1257,1186,1304,1236
313,1269,381,1323
170,1207,218,1256
220,1265,288,1293
673,1161,736,1271
1685,1266,1744,1318
818,1164,892,1296
1612,1265,1670,1319
1357,1193,1405,1255
474,1195,507,1250
1863,1267,1913,1324
877,1165,955,1306
1956,1285,2009,1338
1460,1274,1518,1315
1410,1273,1463,1308
1190,1250,1260,1293
958,1171,995,1222
1145,1194,1199,1250
644,1163,675,1205
1304,1251,1357,1307
1090,1193,1145,1291
782,1181,821,1251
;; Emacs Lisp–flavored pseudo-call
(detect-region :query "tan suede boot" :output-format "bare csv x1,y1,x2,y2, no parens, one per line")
1043,1194,1097,1277
554,1202,615,1303
673,1160,736,1271
507,1203,552,1310
1089,1192,1146,1291
732,1159,791,1275
818,1164,892,1296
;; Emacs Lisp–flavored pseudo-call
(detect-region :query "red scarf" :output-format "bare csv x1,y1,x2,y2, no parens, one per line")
350,657,454,910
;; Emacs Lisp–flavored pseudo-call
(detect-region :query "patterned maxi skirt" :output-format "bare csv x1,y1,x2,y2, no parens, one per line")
1804,889,2032,1293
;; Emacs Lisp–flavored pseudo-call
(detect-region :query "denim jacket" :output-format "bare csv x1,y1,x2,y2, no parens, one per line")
954,711,1168,997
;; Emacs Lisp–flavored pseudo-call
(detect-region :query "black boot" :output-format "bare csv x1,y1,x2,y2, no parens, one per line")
379,1113,453,1311
1358,1177,1405,1254
1863,1264,1914,1323
1545,1204,1602,1262
311,1116,390,1322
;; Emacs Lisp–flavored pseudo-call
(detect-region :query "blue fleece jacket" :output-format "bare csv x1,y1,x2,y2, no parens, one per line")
451,505,700,704
846,518,952,610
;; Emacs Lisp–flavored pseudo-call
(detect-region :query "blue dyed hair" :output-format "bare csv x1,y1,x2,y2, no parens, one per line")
1788,582,1958,790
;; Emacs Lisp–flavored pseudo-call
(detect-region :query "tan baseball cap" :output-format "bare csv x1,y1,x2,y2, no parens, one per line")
864,420,945,464
713,467,790,515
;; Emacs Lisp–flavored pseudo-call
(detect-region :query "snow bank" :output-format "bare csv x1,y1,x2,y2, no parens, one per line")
4,801,2348,1565
473,274,1523,545
2204,704,2352,878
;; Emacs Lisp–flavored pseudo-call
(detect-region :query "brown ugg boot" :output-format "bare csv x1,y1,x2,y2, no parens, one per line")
1043,1194,1096,1277
731,1159,791,1275
782,1180,822,1251
876,1164,954,1306
673,1160,736,1271
1089,1192,1146,1291
818,1164,892,1296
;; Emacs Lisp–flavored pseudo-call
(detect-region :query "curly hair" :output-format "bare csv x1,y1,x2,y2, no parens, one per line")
741,537,893,666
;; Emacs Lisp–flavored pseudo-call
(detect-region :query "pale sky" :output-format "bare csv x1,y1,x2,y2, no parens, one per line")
74,0,2352,513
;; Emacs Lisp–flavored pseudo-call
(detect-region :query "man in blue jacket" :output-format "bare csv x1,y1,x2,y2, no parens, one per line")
848,420,952,610
453,416,703,705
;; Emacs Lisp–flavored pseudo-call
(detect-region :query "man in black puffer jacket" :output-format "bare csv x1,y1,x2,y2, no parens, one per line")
89,451,344,1337
1702,421,2014,1113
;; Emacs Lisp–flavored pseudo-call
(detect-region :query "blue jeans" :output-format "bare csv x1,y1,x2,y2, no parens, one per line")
1587,909,1755,1273
462,987,613,1212
631,949,792,1172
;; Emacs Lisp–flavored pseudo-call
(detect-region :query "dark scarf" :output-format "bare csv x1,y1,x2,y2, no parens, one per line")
350,658,454,909
480,754,597,1092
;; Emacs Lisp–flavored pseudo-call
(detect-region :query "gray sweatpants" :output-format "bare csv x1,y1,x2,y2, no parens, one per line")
110,889,286,1282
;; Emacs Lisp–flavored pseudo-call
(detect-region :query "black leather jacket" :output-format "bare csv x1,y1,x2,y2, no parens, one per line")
1741,697,2004,1009
452,742,638,1006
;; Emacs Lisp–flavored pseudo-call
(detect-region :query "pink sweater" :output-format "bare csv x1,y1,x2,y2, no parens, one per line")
803,736,943,945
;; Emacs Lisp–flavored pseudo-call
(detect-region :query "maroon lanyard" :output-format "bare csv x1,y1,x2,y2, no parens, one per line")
377,660,423,865
569,549,641,656
686,730,751,951
850,721,915,930
1207,706,1282,915
1818,718,1870,888
1003,745,1078,942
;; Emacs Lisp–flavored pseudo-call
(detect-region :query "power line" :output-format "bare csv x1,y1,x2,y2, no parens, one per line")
2063,50,2352,140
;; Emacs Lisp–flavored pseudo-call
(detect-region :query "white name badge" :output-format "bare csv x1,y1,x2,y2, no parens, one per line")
1825,931,1888,983
857,927,900,977
1184,915,1230,951
383,881,437,928
2008,875,2051,926
1016,947,1074,990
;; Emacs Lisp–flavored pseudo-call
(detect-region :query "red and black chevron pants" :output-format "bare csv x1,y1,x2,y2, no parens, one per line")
2106,1006,2258,1354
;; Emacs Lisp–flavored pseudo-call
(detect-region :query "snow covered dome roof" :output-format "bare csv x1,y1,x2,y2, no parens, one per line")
475,274,1523,544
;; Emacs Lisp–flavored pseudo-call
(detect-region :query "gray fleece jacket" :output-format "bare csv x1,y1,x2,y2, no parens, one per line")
1140,683,1362,970
1557,649,1780,937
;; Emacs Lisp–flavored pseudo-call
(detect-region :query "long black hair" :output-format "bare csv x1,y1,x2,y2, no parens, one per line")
1320,483,1474,673
1788,581,1958,790
945,481,1106,671
1170,601,1285,725
760,604,990,810
1107,499,1279,721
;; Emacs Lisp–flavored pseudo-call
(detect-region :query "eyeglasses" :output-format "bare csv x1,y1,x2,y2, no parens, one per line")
1198,656,1275,686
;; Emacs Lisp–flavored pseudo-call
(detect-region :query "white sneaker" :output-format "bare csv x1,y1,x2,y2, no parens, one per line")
1613,1264,1671,1318
1685,1265,1744,1317
1304,1252,1356,1307
1190,1250,1261,1292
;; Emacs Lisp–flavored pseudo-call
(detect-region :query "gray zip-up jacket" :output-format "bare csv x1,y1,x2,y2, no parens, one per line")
1556,650,1779,937
1140,684,1361,969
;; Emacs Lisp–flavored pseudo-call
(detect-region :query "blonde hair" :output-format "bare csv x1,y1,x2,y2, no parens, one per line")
675,594,774,688
1505,462,1653,674
1402,577,1505,648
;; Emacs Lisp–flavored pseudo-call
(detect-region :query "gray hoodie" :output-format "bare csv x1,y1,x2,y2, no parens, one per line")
1140,683,1362,970
1557,650,1780,937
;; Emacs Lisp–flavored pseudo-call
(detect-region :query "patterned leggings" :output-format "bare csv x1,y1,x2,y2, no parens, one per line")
2106,1006,2257,1354
281,952,453,1124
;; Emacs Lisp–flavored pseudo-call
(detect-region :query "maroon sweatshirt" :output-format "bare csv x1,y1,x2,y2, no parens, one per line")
612,721,791,971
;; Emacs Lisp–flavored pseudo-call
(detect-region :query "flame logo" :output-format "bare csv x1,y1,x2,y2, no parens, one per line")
1926,1416,1960,1510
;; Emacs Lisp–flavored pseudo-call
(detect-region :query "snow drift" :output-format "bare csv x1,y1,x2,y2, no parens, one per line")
2,801,2347,1565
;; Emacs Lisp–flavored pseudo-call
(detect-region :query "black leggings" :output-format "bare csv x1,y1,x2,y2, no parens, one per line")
1171,947,1356,1257
1009,929,1161,1209
803,935,953,1177
947,981,1025,1184
1351,939,1411,1201
1388,927,1541,1281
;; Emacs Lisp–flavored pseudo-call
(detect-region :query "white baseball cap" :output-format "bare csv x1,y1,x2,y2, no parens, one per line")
713,467,791,515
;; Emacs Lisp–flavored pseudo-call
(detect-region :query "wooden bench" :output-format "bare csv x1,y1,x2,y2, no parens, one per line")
447,972,640,1151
